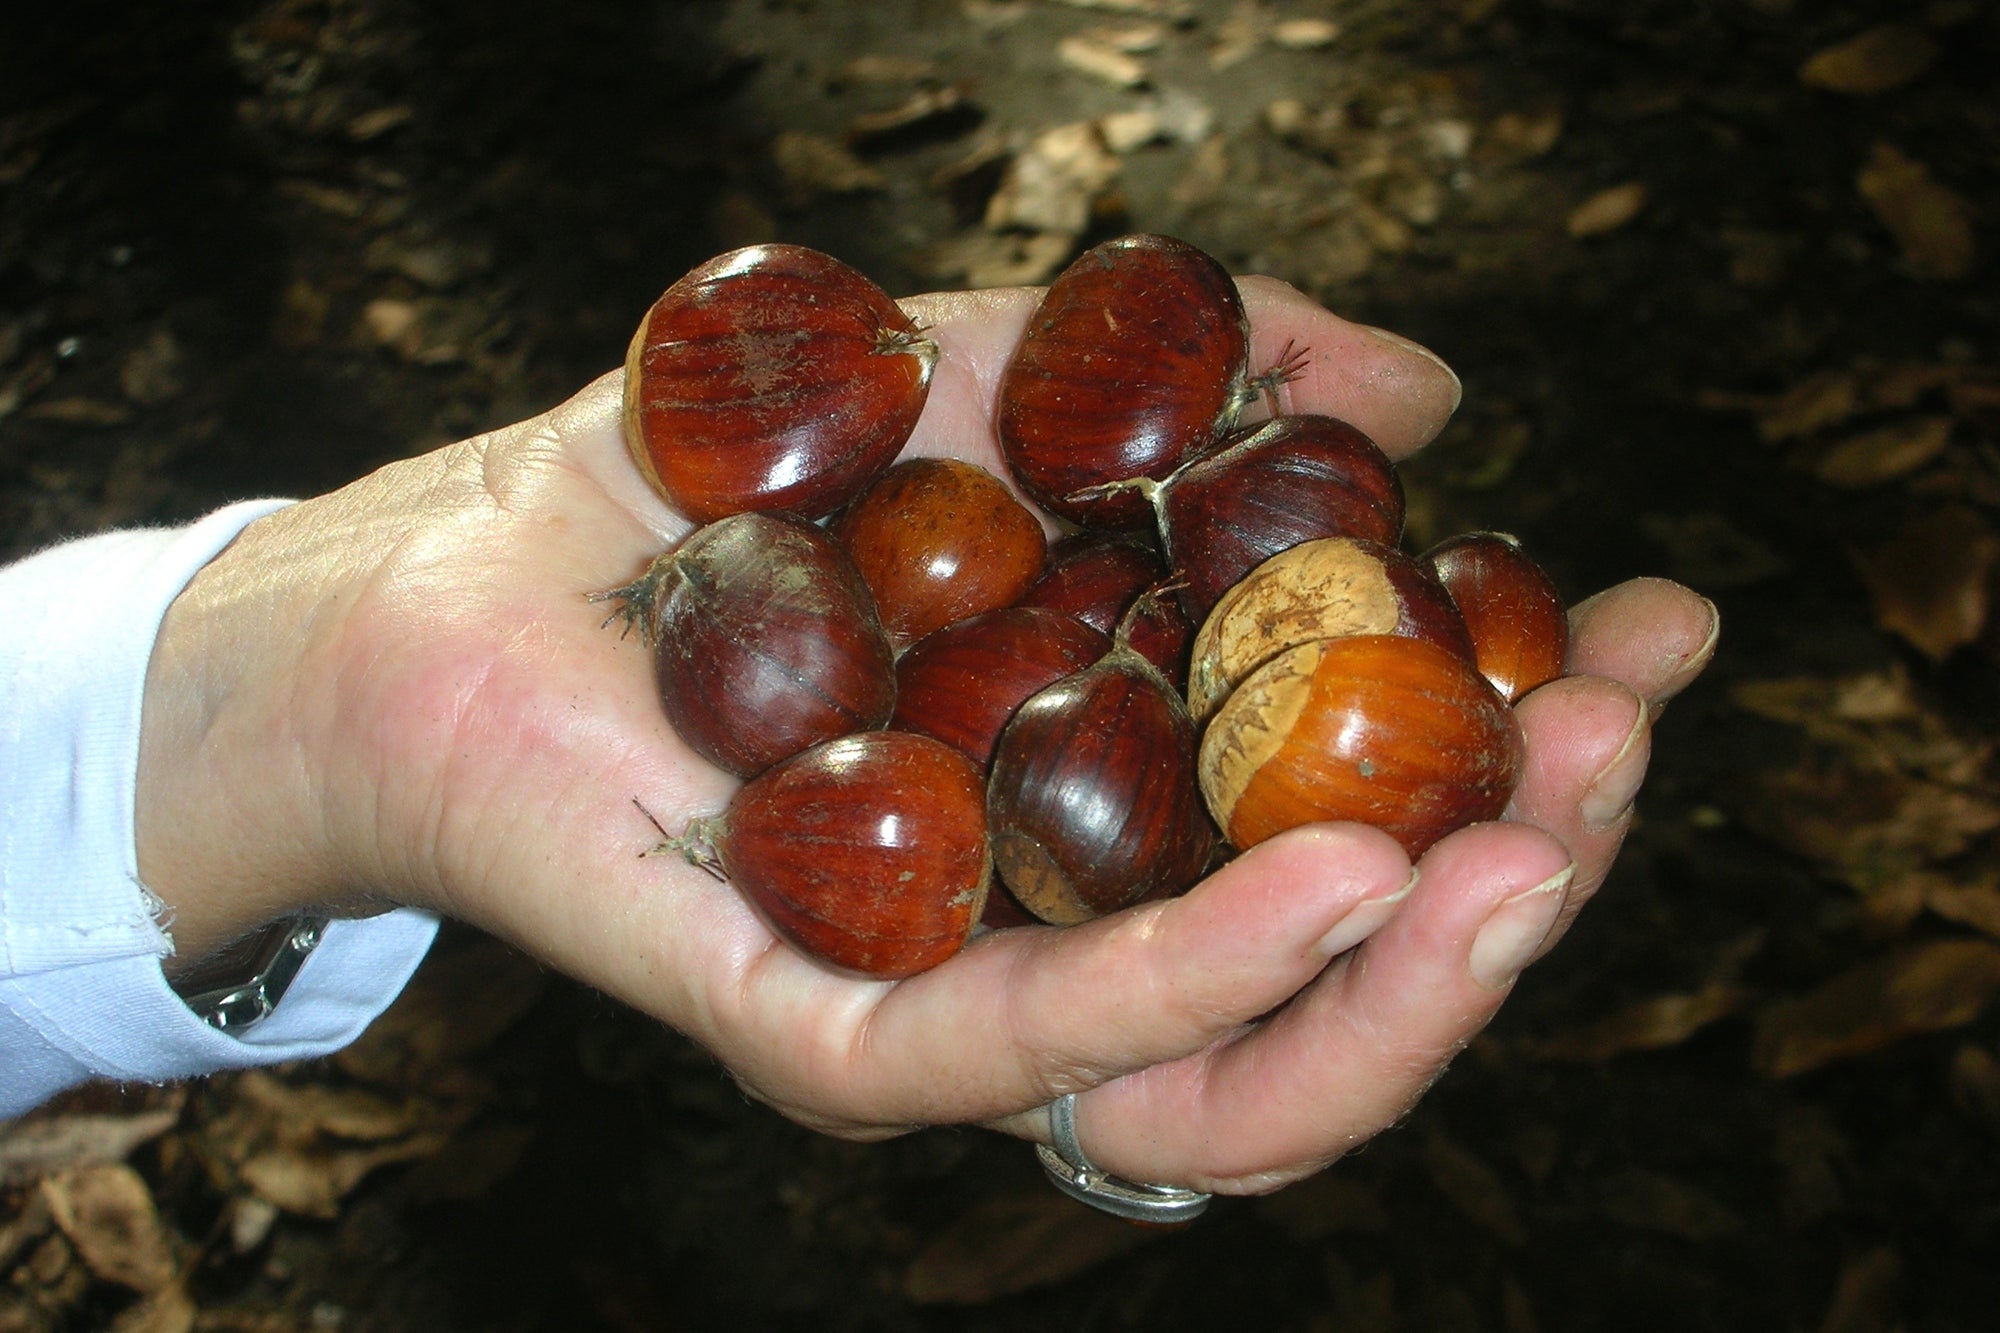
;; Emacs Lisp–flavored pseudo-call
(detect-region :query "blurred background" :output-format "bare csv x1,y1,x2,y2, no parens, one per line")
2,1,1996,1329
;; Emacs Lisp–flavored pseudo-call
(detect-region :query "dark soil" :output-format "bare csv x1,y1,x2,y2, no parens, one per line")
5,2,1998,1331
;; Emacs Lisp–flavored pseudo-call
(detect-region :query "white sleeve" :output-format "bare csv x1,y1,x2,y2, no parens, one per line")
1,502,439,1118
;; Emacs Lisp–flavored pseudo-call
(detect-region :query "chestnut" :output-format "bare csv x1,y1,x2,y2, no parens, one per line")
1015,533,1194,687
891,606,1110,769
1186,536,1474,722
1198,634,1524,857
623,244,937,522
607,512,896,779
1420,532,1569,703
834,458,1047,650
667,731,990,978
997,234,1250,529
986,627,1213,925
1145,413,1406,625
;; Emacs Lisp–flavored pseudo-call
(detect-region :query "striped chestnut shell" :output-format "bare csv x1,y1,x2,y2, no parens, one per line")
996,234,1249,530
622,244,937,523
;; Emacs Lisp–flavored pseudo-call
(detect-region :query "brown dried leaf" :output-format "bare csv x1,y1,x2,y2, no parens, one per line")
1812,415,1954,488
1058,35,1149,88
0,1108,180,1189
1526,984,1754,1061
238,1131,454,1219
1753,938,2000,1077
1856,143,1976,281
1273,18,1340,50
1948,1043,2000,1133
1848,505,2000,660
22,396,133,427
1815,1247,1903,1333
901,1191,1152,1305
1755,369,1865,443
334,937,546,1085
1923,873,2000,941
770,131,884,198
911,231,1076,288
1254,1170,1390,1240
109,1281,196,1333
39,1166,178,1294
1566,182,1647,238
1743,761,2000,890
1798,25,1937,94
847,86,969,142
983,122,1121,236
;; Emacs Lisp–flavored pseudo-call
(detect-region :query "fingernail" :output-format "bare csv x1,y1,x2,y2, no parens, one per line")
1468,865,1573,989
1315,867,1419,958
1359,324,1463,418
1581,700,1650,833
1653,596,1721,708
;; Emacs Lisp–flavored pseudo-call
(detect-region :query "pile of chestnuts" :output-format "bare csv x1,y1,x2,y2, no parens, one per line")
603,234,1569,979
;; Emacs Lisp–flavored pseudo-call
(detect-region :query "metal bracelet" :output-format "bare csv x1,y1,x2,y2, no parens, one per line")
1035,1092,1212,1224
169,916,328,1033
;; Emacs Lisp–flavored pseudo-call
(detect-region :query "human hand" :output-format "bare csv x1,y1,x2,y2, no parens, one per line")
135,275,1717,1194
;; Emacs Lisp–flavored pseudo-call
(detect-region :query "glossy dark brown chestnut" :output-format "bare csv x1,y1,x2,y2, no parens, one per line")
987,639,1213,925
617,512,896,778
1186,536,1474,722
623,244,937,522
1198,634,1524,857
996,234,1250,529
1148,414,1405,624
1014,534,1193,687
1420,532,1569,703
834,458,1047,649
891,606,1110,768
672,731,990,978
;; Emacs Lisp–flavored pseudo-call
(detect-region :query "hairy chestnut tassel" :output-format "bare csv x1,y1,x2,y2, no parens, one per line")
986,622,1213,925
623,244,937,522
607,512,896,779
669,731,990,978
891,606,1110,769
1199,635,1524,857
1420,532,1569,703
1186,536,1474,722
835,458,1047,649
997,234,1250,529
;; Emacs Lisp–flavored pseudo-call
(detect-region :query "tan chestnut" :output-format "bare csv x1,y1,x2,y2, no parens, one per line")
1186,536,1473,722
1420,532,1568,703
835,458,1047,649
1199,635,1523,857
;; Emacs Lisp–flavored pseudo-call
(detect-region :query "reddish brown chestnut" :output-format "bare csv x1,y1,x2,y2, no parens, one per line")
607,512,896,778
834,458,1047,649
1015,534,1194,687
1186,536,1474,722
668,731,990,978
1135,414,1405,625
892,606,1111,769
623,244,937,522
1199,635,1524,857
986,624,1213,925
1420,532,1569,703
997,234,1250,529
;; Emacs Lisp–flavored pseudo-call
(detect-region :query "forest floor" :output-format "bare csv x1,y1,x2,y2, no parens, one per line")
4,1,1999,1330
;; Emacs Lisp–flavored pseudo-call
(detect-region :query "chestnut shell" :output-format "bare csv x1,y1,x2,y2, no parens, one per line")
834,458,1048,649
1199,634,1524,857
1420,532,1569,703
987,646,1213,924
699,731,990,978
1156,414,1405,624
996,234,1249,529
892,606,1110,768
648,512,896,778
622,244,936,523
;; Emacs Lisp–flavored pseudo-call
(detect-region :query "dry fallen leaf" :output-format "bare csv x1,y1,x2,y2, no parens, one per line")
40,1165,179,1294
1752,938,2000,1078
1423,1127,1525,1247
0,1108,181,1189
1526,984,1754,1061
1811,415,1954,488
984,121,1122,236
1566,182,1647,238
1815,1246,1903,1333
108,1280,197,1333
1848,504,2000,660
1856,142,1976,281
1798,25,1937,95
901,1191,1152,1304
771,130,885,198
1058,34,1149,88
1593,1168,1745,1241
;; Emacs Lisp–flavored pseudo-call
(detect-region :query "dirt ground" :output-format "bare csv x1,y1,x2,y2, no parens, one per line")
4,1,1999,1330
